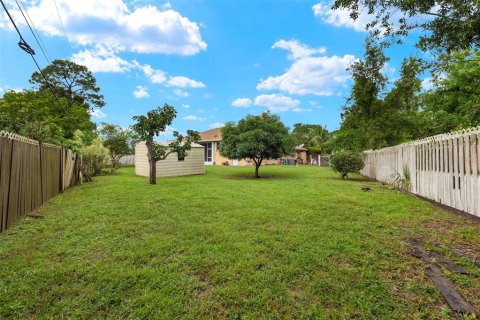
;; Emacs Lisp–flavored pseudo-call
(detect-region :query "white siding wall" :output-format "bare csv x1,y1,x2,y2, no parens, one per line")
135,142,205,178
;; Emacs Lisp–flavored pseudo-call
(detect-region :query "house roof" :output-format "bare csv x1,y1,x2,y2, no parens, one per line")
199,128,222,142
295,144,307,151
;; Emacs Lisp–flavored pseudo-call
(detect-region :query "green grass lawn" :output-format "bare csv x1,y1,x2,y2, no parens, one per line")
1,165,479,319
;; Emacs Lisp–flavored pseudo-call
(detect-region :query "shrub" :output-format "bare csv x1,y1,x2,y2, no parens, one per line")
330,152,364,179
81,137,109,176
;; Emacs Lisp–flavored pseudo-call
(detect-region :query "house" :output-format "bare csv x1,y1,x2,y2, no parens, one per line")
198,127,280,166
135,141,204,177
198,128,241,165
295,144,308,164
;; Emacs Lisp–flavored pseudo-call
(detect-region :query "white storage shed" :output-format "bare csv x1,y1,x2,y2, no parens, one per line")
135,142,205,178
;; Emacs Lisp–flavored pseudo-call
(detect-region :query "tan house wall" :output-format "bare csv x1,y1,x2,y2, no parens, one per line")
135,142,205,178
201,140,282,166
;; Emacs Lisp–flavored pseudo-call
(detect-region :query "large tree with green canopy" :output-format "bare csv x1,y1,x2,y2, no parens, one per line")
30,59,105,110
0,89,94,144
220,112,295,178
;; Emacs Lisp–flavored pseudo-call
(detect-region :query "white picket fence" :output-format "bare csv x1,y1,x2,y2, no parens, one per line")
361,127,480,218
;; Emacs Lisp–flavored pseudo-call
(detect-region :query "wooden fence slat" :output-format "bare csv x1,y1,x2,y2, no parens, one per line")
0,132,78,232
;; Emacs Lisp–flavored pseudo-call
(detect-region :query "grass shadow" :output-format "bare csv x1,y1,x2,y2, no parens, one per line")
226,171,303,180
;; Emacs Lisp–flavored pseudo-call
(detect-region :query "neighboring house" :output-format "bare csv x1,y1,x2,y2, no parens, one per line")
295,144,308,164
198,127,280,166
135,141,204,177
198,128,241,165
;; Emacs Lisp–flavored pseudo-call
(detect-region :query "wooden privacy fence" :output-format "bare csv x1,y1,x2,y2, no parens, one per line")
361,127,480,218
0,131,79,232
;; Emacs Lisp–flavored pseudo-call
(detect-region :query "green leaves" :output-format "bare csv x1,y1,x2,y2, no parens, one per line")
220,112,294,177
0,89,94,144
335,39,423,151
30,59,104,109
132,104,198,184
330,152,365,179
332,0,480,54
421,50,480,135
99,124,137,169
132,104,177,141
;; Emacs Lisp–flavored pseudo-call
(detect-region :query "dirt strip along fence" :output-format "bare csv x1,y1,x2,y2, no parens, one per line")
0,131,79,232
361,127,480,218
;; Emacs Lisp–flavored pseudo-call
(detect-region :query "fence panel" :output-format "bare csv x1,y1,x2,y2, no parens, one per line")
362,127,480,218
0,132,78,232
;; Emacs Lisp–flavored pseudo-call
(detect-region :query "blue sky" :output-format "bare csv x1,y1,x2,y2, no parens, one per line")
0,0,427,135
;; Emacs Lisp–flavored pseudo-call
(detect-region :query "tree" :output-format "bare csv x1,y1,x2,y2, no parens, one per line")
331,0,480,54
220,112,294,178
335,38,422,152
335,37,388,151
292,123,331,154
420,50,480,135
99,123,136,170
0,89,95,143
80,137,109,176
132,104,200,184
330,152,365,179
30,59,104,110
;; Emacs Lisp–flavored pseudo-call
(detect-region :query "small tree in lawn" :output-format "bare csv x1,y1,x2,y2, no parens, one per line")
99,123,136,170
220,112,294,178
132,104,200,184
330,152,365,179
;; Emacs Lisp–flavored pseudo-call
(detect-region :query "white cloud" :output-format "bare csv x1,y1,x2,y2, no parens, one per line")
89,109,107,118
134,61,167,83
257,54,355,96
253,63,261,68
213,107,219,111
209,122,224,128
173,89,189,97
312,2,372,32
272,39,326,60
133,86,150,98
231,98,253,107
183,115,206,121
166,76,206,88
256,39,355,96
6,0,207,55
158,125,175,136
254,94,301,112
181,104,190,109
421,77,434,91
71,46,133,73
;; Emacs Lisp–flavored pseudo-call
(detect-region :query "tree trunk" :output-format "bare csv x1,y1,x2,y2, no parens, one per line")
149,160,156,184
146,139,157,184
254,158,262,178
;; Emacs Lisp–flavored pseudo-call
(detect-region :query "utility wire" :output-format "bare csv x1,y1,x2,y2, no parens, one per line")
18,0,51,62
52,0,67,39
14,0,50,64
0,0,59,99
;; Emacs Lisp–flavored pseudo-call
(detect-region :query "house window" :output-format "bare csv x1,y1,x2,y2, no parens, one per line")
204,142,212,162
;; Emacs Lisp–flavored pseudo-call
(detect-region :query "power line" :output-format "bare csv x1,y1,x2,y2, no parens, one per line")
18,0,51,62
52,0,67,39
0,0,59,99
14,0,51,64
